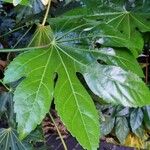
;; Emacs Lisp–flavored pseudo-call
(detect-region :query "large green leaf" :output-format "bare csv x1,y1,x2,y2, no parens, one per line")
83,63,150,107
89,47,144,77
88,1,150,55
3,22,150,150
50,17,143,56
49,19,144,76
79,23,144,56
83,0,150,56
51,0,150,56
4,25,100,150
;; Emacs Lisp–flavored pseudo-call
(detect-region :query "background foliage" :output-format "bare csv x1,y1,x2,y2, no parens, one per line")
0,0,150,149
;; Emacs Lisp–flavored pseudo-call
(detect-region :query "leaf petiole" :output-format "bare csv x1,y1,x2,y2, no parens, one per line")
0,44,51,52
49,112,67,150
42,0,52,26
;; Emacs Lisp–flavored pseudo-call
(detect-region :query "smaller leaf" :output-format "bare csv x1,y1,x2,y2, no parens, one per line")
101,116,115,136
133,125,145,139
115,117,129,144
130,108,144,131
124,133,144,149
116,107,129,117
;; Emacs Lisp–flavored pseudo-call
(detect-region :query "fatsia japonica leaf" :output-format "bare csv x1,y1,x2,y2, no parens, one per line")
4,25,100,150
83,63,150,107
49,19,144,76
80,24,144,58
3,25,150,149
86,47,144,77
83,0,150,56
50,17,142,55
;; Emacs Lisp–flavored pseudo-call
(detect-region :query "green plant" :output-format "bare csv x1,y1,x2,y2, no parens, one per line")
0,0,150,149
98,104,150,149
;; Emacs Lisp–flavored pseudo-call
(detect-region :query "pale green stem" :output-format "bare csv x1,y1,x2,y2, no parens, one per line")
42,0,52,26
49,112,68,150
0,44,50,52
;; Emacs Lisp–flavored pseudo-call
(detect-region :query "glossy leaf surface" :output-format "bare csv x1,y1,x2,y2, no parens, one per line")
79,24,144,57
3,2,150,147
88,1,150,56
4,25,100,150
90,48,144,77
53,0,150,56
49,19,144,76
84,63,150,107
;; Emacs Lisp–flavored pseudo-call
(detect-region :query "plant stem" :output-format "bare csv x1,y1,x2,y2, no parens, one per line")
0,44,50,52
49,112,67,150
42,0,52,26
